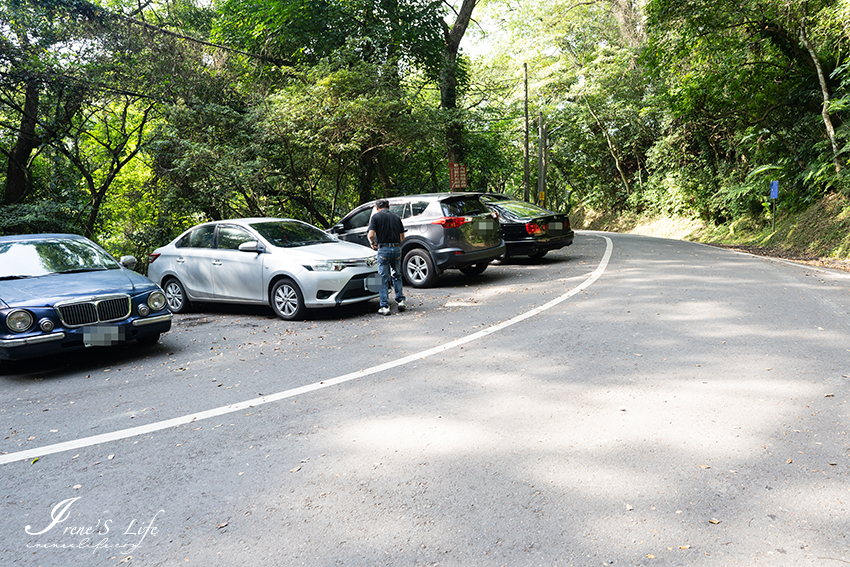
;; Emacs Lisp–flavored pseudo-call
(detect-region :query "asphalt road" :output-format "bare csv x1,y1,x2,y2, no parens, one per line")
2,231,849,567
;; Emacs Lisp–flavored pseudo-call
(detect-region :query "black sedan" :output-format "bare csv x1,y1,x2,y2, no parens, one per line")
479,194,574,259
0,234,172,365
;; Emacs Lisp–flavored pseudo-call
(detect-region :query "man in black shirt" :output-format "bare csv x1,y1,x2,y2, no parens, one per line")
367,199,407,315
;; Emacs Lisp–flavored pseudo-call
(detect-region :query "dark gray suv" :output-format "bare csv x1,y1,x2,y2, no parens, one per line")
329,193,506,287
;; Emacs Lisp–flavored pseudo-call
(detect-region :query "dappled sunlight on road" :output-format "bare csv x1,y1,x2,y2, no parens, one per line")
341,415,493,454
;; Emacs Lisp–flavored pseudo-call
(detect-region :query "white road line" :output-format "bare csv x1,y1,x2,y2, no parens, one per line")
0,236,613,465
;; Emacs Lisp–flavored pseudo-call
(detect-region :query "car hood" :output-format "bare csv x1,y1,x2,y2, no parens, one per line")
0,269,158,307
271,241,376,262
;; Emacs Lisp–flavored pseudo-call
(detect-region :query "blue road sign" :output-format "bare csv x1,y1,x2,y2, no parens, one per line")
770,180,779,199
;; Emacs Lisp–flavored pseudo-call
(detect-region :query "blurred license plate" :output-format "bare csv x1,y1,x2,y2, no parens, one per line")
549,222,563,230
365,274,381,292
83,325,125,347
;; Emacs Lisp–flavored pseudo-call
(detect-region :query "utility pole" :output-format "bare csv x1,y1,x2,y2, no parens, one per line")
537,113,547,206
523,63,530,203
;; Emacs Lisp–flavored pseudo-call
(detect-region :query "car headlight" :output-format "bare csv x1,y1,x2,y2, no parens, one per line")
6,309,34,333
148,291,167,311
305,261,346,272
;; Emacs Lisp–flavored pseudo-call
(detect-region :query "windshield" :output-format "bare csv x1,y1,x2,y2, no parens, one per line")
0,238,121,278
250,220,336,248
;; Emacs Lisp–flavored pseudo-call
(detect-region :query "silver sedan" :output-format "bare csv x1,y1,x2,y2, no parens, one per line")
147,218,380,320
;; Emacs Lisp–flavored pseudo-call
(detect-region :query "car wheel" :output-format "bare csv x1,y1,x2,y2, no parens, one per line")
271,278,306,320
529,250,548,260
403,249,437,288
136,334,160,346
163,278,191,313
459,263,488,276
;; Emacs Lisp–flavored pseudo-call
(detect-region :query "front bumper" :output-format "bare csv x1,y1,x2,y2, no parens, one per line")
0,312,172,361
302,270,380,309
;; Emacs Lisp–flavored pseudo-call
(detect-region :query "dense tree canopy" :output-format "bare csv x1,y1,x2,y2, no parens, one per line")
1,0,848,261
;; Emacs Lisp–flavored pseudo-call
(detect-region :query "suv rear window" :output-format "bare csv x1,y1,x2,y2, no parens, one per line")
441,197,487,216
389,201,430,219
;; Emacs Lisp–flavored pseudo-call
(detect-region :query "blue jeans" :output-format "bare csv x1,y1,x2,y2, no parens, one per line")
377,246,405,307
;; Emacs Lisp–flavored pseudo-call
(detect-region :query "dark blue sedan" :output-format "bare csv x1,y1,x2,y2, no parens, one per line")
0,234,172,363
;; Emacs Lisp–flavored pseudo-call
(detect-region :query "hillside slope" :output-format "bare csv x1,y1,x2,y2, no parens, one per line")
573,193,850,272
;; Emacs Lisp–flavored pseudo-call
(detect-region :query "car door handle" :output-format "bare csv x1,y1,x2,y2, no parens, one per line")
176,258,185,263
212,260,222,266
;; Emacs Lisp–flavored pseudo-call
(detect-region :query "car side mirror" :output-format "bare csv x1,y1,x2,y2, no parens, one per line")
120,255,137,269
330,223,344,234
238,241,261,253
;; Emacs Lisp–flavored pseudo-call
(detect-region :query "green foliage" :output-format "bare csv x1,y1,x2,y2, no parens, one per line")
0,201,84,235
4,0,850,254
642,0,849,222
212,0,445,80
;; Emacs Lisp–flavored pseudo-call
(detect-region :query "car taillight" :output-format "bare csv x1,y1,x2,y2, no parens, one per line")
525,222,543,235
148,253,161,264
432,216,471,229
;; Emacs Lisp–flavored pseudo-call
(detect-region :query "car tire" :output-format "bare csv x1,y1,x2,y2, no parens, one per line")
403,249,437,288
271,278,306,320
529,250,548,259
136,334,160,346
163,278,191,313
459,263,489,276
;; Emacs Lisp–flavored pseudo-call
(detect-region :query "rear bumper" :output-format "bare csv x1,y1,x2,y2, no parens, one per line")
433,242,507,269
504,232,574,256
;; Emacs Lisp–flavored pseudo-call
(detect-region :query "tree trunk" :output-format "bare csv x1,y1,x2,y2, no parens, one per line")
375,152,393,192
583,95,630,196
358,143,376,203
4,79,40,205
440,0,477,166
799,20,842,173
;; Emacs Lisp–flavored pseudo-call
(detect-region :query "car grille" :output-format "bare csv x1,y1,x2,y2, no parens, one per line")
339,257,377,268
55,295,132,327
336,274,377,302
